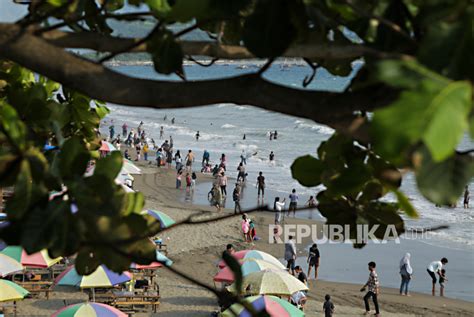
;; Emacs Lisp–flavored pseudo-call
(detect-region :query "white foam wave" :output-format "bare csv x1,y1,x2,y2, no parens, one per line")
221,124,236,129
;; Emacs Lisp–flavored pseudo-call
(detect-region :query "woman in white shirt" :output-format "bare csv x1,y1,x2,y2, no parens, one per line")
274,197,286,225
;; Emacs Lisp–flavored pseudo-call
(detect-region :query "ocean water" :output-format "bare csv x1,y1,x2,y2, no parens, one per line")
107,63,474,253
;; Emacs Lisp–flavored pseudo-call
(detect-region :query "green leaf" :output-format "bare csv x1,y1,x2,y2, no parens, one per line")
393,189,419,218
146,0,172,18
168,0,210,22
243,0,296,58
5,160,32,220
95,151,123,180
367,155,401,189
291,155,323,187
147,30,184,75
223,250,243,294
75,247,101,275
0,153,22,187
122,192,145,216
415,148,474,205
422,81,472,161
326,162,372,196
0,102,27,149
470,114,474,139
359,181,384,203
364,202,405,239
58,136,91,180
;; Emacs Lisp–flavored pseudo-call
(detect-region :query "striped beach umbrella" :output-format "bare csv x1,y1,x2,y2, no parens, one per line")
221,295,304,317
214,259,285,283
55,265,131,288
0,253,24,277
122,159,141,174
129,262,162,270
228,270,308,296
0,246,62,268
99,141,117,152
218,250,285,269
142,210,175,228
52,303,127,317
0,280,29,302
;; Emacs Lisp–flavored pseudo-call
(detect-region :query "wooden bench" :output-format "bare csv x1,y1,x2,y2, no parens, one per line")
114,300,160,313
18,281,53,299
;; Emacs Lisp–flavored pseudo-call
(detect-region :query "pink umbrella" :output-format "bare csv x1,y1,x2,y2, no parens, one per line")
99,141,116,152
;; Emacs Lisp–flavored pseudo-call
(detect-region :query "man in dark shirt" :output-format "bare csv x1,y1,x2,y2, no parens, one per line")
295,266,307,287
256,171,265,199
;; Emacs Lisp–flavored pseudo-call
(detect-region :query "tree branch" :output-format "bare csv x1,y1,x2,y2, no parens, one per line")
0,23,398,133
39,29,402,60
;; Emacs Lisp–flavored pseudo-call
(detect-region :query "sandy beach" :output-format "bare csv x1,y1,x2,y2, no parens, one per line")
13,164,474,316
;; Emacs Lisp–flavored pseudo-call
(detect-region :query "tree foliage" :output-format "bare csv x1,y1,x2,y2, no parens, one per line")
0,0,473,274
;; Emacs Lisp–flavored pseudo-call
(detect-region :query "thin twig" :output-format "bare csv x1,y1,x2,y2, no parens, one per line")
186,56,219,67
256,58,275,76
302,58,320,87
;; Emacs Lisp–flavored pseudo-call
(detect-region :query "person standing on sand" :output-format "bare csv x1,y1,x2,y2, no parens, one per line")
233,184,242,214
135,143,141,161
185,172,192,192
274,197,286,225
122,123,128,137
427,257,448,296
361,261,380,317
307,243,320,280
439,269,448,297
323,294,335,317
399,253,413,296
464,185,470,208
256,172,265,200
185,150,194,171
143,143,149,161
241,214,251,242
109,124,115,140
211,183,222,211
219,172,228,196
191,172,197,189
284,235,297,275
288,189,298,217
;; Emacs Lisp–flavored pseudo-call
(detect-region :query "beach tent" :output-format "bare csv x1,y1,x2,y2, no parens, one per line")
213,259,285,283
228,270,308,296
52,302,127,317
0,246,62,268
0,253,24,277
221,295,305,317
218,250,285,270
142,210,176,228
0,280,29,302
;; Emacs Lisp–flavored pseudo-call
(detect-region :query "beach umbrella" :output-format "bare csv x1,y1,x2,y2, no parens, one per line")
0,246,62,268
54,265,131,288
99,141,117,152
221,295,304,317
122,159,141,174
129,262,162,270
52,302,127,317
214,259,285,283
0,280,29,302
218,250,285,269
0,253,24,277
228,270,308,296
142,210,176,228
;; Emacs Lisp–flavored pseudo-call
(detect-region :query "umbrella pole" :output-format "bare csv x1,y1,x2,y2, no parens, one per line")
92,288,96,302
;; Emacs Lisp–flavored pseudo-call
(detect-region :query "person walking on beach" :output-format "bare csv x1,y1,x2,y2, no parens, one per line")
122,123,128,137
307,243,320,280
256,172,265,200
202,150,210,167
399,253,413,296
174,150,182,170
109,124,115,140
288,189,298,217
233,184,242,214
143,143,149,161
185,150,194,171
274,197,286,225
427,257,448,296
464,185,470,208
219,172,228,196
240,150,247,165
361,261,380,317
323,294,335,317
160,126,164,139
284,235,297,275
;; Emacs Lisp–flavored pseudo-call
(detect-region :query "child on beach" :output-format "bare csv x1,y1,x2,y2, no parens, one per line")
439,269,448,297
323,294,335,317
176,170,182,189
191,172,197,189
306,195,317,208
241,214,251,243
185,173,192,192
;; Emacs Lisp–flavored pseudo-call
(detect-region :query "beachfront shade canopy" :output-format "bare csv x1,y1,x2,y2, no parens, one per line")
129,261,162,270
0,280,29,302
99,141,117,152
214,259,285,283
122,159,141,174
221,295,305,317
55,265,131,288
142,210,176,228
0,253,24,277
0,246,62,268
228,270,308,296
218,250,285,270
52,302,127,317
